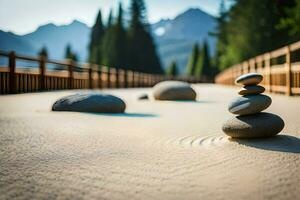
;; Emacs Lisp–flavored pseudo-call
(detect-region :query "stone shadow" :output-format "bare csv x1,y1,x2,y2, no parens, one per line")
230,134,300,153
89,112,158,118
160,100,215,104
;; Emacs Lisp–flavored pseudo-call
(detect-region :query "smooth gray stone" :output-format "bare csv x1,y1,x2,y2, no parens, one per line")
239,85,265,95
222,112,285,138
229,94,271,115
235,73,263,86
153,81,196,101
52,93,126,113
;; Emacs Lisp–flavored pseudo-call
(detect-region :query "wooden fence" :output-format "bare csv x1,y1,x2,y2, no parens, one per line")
0,51,202,94
215,41,300,96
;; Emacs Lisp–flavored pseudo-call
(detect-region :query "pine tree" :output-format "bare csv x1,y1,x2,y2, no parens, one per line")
38,46,48,58
72,53,79,62
102,4,128,69
102,9,115,67
186,43,199,76
65,44,73,59
89,10,105,65
278,0,300,37
114,3,128,69
167,61,178,76
65,44,78,61
195,41,211,79
216,0,294,70
214,0,228,71
107,9,114,28
128,0,163,74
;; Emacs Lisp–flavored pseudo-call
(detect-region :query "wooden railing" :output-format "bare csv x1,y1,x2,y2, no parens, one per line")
0,51,202,94
215,41,300,96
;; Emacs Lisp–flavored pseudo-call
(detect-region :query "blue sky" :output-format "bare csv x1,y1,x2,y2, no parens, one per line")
0,0,231,35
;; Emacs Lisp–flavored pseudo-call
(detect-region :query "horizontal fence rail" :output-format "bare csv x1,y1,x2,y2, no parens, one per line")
215,41,300,96
0,51,203,94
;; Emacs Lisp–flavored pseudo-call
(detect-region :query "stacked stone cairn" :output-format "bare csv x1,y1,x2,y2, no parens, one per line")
222,73,285,138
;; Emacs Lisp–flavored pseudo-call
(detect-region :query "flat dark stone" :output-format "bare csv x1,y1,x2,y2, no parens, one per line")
138,94,149,100
153,81,196,101
235,73,263,86
239,85,265,95
222,112,285,138
52,93,126,113
229,94,271,115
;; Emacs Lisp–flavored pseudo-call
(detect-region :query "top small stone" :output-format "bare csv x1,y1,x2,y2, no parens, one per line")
235,73,263,86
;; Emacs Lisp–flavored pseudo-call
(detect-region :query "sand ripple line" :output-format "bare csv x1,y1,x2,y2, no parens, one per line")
162,135,230,148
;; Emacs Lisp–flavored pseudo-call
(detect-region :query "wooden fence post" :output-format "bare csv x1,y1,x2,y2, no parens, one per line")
240,64,243,75
68,59,74,89
8,51,16,94
152,75,155,86
138,72,143,87
264,53,271,92
140,73,143,87
116,69,119,88
147,74,151,87
250,59,255,72
135,72,139,87
98,65,102,89
39,55,46,91
88,65,93,89
132,72,135,88
286,46,292,96
124,70,128,88
139,73,143,87
137,72,140,87
107,67,111,88
145,73,148,86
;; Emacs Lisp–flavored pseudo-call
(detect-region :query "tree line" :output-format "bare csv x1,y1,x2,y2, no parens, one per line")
38,0,163,75
214,0,300,71
179,0,300,80
89,0,163,74
166,40,217,80
38,0,300,79
184,40,218,81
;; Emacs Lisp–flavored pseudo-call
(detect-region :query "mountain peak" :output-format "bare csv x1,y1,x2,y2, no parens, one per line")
69,20,86,26
29,23,57,35
177,8,214,19
185,8,203,13
32,20,87,34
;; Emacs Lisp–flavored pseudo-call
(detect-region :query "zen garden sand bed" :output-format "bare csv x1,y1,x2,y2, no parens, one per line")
0,84,300,200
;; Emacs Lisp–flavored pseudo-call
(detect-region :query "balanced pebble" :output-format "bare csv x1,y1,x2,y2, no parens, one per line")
238,85,265,95
235,73,263,86
228,94,271,115
222,113,285,138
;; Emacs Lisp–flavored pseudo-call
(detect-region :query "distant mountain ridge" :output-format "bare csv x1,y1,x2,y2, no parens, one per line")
0,8,216,74
0,31,36,55
153,8,215,41
22,20,90,61
0,20,90,61
152,8,216,73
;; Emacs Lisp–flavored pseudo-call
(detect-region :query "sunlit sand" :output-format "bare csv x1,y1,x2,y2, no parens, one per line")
1,84,300,199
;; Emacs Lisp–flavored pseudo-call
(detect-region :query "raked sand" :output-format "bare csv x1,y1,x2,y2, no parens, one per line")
0,84,300,200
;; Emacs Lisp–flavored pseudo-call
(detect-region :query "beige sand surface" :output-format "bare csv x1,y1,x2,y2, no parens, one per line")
0,84,300,200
